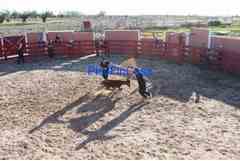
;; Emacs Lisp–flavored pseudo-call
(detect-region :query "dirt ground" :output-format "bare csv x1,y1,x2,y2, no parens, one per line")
0,54,240,159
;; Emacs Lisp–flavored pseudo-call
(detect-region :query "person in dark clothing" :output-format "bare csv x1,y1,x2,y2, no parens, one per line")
133,68,151,98
153,33,161,48
55,35,61,44
103,40,110,57
16,42,25,64
100,60,110,80
95,40,100,57
47,40,55,58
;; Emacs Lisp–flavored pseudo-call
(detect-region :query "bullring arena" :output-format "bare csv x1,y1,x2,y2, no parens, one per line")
0,29,240,159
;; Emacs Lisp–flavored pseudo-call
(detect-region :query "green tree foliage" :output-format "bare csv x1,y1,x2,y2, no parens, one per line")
0,10,11,23
208,20,222,26
11,11,19,19
28,11,38,18
20,11,30,23
0,14,5,23
40,11,54,23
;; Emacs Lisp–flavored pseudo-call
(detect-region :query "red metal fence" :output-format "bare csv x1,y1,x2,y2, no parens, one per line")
3,35,25,59
26,32,47,57
0,31,240,76
0,38,3,59
221,50,240,74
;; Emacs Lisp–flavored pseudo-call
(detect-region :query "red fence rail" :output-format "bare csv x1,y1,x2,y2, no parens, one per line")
221,50,240,74
3,36,25,59
0,37,240,76
26,42,47,56
0,38,3,59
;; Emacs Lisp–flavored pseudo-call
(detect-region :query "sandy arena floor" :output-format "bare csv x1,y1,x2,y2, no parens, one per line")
0,54,240,159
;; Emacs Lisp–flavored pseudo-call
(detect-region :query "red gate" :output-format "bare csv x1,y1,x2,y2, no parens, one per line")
26,32,47,56
141,38,165,57
106,40,138,55
164,43,184,64
47,32,73,56
3,35,25,59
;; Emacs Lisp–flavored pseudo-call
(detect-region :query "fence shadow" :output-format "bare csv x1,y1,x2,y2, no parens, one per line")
29,89,122,134
29,93,91,134
0,54,130,77
67,96,121,133
75,100,150,150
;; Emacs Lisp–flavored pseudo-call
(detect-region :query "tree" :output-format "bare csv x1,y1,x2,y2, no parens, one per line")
20,12,30,23
0,10,10,23
11,11,19,19
3,10,11,22
97,11,106,17
208,20,222,27
0,13,5,23
40,11,53,23
28,11,38,18
64,11,82,17
57,12,65,18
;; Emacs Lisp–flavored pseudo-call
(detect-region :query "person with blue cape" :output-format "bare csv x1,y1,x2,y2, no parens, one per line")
133,67,152,98
100,59,110,80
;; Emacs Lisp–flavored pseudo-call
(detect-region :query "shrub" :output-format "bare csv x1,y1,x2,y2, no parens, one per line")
0,14,5,23
208,20,222,26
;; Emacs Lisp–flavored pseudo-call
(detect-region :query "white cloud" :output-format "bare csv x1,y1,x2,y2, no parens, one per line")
1,0,240,16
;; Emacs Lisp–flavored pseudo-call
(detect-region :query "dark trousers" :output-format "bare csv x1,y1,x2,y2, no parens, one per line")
17,55,25,64
139,86,151,98
48,52,54,58
137,77,151,98
48,48,54,58
96,49,100,57
102,68,109,80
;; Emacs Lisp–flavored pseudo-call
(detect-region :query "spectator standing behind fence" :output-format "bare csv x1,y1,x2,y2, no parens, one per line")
55,35,61,44
16,42,25,64
97,39,110,58
153,33,161,48
95,40,100,57
103,40,110,57
47,40,55,58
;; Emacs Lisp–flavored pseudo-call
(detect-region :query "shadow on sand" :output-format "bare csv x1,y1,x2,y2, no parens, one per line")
29,89,122,134
75,100,150,150
29,93,91,134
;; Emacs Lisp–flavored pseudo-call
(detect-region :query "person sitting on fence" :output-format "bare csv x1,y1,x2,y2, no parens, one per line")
16,42,25,64
47,40,55,58
100,60,110,80
133,67,152,98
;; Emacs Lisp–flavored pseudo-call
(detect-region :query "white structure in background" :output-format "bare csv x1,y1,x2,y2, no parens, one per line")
208,17,219,23
185,32,191,46
208,32,213,49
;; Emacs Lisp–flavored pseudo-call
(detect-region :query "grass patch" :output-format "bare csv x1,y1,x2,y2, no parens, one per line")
143,27,191,39
143,25,240,38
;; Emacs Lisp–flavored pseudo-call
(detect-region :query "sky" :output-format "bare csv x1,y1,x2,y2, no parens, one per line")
1,0,240,16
